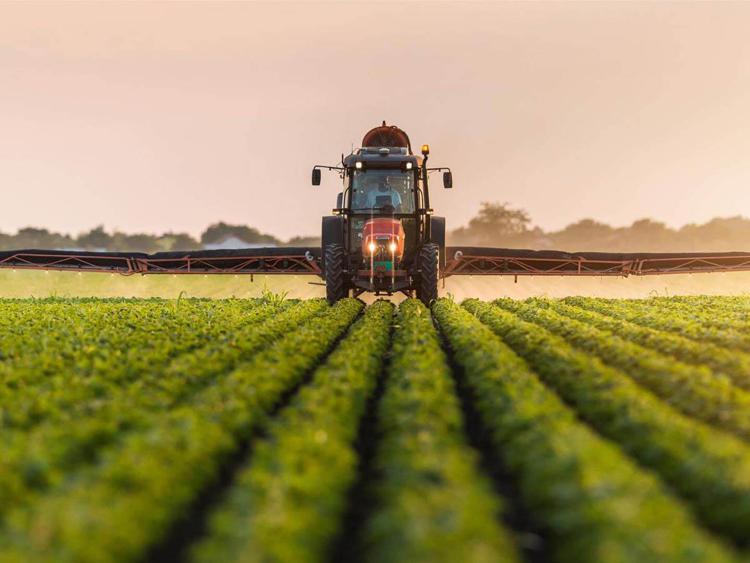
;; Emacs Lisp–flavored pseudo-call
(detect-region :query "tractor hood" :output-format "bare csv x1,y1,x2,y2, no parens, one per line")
361,218,405,260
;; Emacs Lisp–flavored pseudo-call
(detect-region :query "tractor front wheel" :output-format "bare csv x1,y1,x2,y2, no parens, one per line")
416,243,439,305
324,243,348,304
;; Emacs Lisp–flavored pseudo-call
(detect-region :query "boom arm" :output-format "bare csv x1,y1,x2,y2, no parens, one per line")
443,247,750,277
1,247,750,278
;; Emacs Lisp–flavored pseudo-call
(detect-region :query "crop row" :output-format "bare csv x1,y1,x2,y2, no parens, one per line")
199,299,526,563
0,299,261,428
0,300,271,429
535,298,750,391
0,299,239,378
364,299,517,562
434,299,734,562
0,299,362,562
640,296,750,328
192,300,394,562
0,299,325,523
565,297,750,351
493,297,750,441
661,295,750,316
464,299,750,545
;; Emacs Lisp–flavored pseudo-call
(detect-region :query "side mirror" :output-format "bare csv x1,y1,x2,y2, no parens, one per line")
443,171,453,189
336,192,343,208
312,168,321,186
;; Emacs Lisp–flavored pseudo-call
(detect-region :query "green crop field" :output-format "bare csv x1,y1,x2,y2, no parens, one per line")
1,295,750,562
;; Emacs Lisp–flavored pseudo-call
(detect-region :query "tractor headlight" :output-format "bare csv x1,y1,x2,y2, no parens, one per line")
388,242,397,253
368,241,377,253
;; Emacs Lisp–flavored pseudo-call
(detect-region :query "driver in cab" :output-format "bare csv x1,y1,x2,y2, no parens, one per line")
363,176,402,210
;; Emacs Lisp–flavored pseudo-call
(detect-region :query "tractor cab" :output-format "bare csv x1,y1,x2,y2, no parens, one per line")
312,122,452,304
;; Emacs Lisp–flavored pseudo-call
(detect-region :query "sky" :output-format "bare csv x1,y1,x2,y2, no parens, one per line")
1,1,749,240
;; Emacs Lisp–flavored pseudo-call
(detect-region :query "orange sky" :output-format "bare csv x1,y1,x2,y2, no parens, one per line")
1,1,749,239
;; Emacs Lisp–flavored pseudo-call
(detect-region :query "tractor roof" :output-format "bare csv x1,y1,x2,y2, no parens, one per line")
343,148,422,169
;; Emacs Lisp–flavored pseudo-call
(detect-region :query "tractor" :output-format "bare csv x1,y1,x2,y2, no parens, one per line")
312,122,453,304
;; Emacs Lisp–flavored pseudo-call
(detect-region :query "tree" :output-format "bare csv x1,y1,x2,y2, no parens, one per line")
77,226,113,250
624,219,674,252
13,227,74,250
451,202,532,246
678,217,750,252
200,222,280,246
158,232,200,251
110,232,161,253
0,232,13,250
548,219,616,251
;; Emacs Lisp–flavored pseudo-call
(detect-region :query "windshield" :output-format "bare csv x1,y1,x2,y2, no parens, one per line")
351,170,416,213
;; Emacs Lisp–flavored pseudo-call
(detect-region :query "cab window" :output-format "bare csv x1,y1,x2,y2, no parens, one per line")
351,170,415,213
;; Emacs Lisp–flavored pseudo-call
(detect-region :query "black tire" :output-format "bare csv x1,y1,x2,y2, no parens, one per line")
324,243,348,304
416,243,439,305
430,216,446,270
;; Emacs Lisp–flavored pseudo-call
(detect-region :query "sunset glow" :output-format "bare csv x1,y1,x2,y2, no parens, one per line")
1,2,749,238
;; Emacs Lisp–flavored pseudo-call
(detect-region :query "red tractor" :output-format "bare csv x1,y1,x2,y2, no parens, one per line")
312,123,452,304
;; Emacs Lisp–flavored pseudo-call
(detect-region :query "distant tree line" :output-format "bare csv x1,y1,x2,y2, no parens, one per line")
451,202,750,252
3,204,750,252
0,222,317,252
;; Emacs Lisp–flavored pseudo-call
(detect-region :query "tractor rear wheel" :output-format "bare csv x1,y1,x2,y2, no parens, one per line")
324,243,348,304
416,243,439,305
